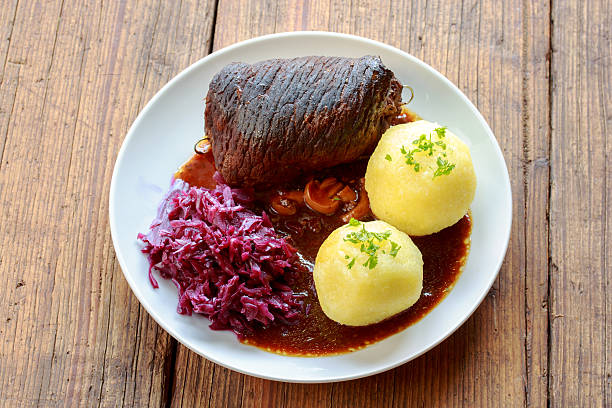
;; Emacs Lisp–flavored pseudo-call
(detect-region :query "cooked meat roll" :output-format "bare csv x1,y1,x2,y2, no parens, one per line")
204,55,403,187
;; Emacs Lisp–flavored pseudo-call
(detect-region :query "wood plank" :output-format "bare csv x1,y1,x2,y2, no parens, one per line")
0,1,79,404
0,0,216,406
169,345,215,407
172,0,551,407
522,0,552,405
0,0,19,80
549,0,610,405
0,0,19,167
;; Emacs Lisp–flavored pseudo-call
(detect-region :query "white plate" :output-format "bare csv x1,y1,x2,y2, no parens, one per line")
109,32,511,383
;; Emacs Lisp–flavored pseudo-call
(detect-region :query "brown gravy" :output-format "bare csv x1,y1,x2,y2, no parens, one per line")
174,149,217,189
244,215,470,356
175,146,471,356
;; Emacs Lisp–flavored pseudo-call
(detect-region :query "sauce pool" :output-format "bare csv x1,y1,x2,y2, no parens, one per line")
176,149,472,356
174,148,217,189
242,213,470,356
175,109,471,355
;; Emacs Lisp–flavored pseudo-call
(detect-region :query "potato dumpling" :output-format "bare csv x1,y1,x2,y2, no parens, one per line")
313,220,423,326
365,120,476,236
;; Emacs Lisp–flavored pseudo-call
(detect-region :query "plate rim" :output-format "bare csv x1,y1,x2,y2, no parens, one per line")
109,30,512,383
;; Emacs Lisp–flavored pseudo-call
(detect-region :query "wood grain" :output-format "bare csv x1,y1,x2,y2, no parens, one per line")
171,0,551,406
549,0,610,405
522,0,552,405
0,0,215,406
0,0,608,406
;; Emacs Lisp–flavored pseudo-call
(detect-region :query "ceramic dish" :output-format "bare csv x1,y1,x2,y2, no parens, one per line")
109,31,512,383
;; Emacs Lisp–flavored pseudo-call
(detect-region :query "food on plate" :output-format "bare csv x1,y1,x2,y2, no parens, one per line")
241,212,470,355
138,56,475,355
137,177,303,337
313,219,423,326
205,56,402,187
365,120,476,236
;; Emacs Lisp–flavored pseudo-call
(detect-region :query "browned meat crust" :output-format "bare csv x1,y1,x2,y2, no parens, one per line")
205,56,402,187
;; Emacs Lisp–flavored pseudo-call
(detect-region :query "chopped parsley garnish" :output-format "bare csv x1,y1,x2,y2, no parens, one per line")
399,126,455,178
389,241,401,257
349,218,360,227
347,257,356,269
343,219,401,269
434,157,456,177
385,154,392,161
434,126,447,138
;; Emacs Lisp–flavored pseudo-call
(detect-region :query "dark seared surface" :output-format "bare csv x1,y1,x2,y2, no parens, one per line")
205,56,402,187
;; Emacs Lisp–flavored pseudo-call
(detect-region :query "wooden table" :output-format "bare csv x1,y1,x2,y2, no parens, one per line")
0,0,609,406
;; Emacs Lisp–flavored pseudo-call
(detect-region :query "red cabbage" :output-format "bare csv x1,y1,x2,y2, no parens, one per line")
137,177,303,337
